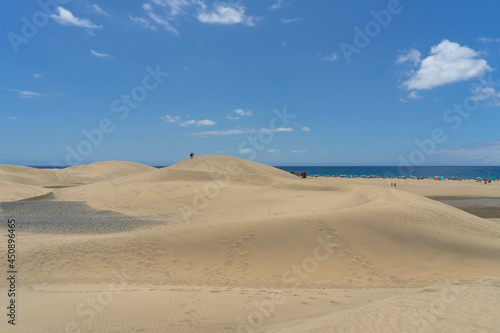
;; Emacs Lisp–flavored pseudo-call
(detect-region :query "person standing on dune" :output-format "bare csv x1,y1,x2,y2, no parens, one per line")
190,152,194,159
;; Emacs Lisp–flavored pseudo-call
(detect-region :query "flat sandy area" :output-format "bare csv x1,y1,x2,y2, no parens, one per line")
1,157,499,332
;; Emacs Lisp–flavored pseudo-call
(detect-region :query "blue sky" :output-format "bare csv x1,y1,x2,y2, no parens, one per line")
1,0,500,166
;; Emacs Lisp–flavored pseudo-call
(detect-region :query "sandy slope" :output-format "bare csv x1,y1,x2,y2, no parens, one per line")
0,161,155,201
0,181,51,201
4,277,499,333
1,156,499,332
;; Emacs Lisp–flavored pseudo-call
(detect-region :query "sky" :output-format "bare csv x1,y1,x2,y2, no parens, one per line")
1,0,500,167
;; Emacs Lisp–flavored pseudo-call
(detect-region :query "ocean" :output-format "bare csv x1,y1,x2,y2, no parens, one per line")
274,166,499,180
31,165,499,180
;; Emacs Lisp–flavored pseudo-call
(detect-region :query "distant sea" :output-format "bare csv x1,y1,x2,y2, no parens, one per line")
32,165,499,180
274,166,499,180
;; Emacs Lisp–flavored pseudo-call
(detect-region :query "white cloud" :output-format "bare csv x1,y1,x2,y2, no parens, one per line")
281,41,287,48
235,109,252,116
301,126,311,132
275,127,293,132
146,10,179,34
281,17,303,24
470,86,500,106
90,49,114,59
191,128,255,136
260,127,294,133
321,52,338,62
239,148,252,154
292,150,308,153
190,126,292,137
50,7,102,29
399,98,408,103
130,16,157,30
269,0,288,10
19,91,43,98
133,1,256,33
181,119,216,127
8,116,17,120
32,73,42,78
132,0,193,34
402,40,491,90
408,91,422,99
10,89,46,99
92,4,108,15
196,119,216,126
396,49,421,66
152,0,193,16
161,115,180,123
478,37,500,43
227,109,252,120
181,120,196,126
197,3,256,26
267,149,278,153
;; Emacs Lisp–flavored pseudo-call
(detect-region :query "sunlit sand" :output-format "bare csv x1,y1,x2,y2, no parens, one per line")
1,156,499,332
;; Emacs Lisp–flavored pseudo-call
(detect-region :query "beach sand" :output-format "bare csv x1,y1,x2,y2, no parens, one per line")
1,156,499,332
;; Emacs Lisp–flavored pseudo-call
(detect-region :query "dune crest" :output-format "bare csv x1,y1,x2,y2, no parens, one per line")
169,155,298,179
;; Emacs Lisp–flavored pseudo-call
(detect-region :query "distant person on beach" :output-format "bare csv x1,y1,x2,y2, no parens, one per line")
391,182,393,188
190,153,194,159
394,183,397,188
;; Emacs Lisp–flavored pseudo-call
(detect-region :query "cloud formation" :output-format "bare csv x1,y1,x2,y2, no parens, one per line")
180,119,216,126
190,126,294,136
408,91,422,99
132,1,257,33
92,4,108,16
281,17,302,24
90,49,114,59
471,86,500,107
227,109,252,120
190,128,255,136
269,0,288,10
160,115,180,123
321,52,338,62
401,40,491,90
10,89,46,99
478,37,500,43
50,7,102,29
396,49,421,66
197,3,256,26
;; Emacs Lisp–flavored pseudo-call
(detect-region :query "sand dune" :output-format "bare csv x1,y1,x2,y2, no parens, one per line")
11,156,500,287
0,180,51,201
0,161,155,202
1,156,499,332
61,160,156,184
